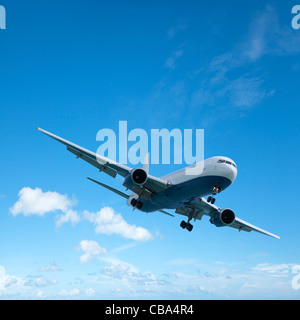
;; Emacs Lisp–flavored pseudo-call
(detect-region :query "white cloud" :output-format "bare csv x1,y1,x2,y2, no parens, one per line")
79,240,107,264
222,77,270,110
58,287,95,298
101,258,139,280
251,263,292,277
10,187,75,217
166,24,187,39
11,188,154,242
244,6,300,61
165,50,183,69
0,265,26,297
38,262,62,273
36,290,45,299
58,288,80,297
83,288,96,297
100,257,160,286
111,243,139,254
190,6,300,115
203,48,272,111
83,207,154,242
55,209,80,227
10,187,80,228
34,277,57,287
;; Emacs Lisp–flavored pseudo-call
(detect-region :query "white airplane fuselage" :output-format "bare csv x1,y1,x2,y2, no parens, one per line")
136,156,238,212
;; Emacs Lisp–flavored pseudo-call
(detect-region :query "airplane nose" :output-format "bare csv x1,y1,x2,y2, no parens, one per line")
220,159,238,183
215,157,238,185
226,164,237,183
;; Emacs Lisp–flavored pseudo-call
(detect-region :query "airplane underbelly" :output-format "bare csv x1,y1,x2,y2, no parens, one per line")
140,175,232,212
169,175,231,199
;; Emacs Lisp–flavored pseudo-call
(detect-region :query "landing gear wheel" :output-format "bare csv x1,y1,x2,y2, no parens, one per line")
186,223,193,232
180,221,194,232
180,220,187,229
207,196,216,204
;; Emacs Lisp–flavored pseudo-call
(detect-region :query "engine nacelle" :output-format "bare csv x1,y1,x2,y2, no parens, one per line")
126,194,142,208
124,168,148,188
210,209,235,227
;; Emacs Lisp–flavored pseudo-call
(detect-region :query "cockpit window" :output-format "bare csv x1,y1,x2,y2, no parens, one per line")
218,159,237,168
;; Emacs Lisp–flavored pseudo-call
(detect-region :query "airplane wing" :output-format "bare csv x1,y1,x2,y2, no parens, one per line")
87,177,174,217
175,198,280,239
37,127,170,198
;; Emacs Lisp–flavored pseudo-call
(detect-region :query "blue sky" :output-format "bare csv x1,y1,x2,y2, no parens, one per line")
0,0,300,299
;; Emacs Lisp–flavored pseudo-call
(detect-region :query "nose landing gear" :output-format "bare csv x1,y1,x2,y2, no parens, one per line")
207,196,215,204
207,186,222,204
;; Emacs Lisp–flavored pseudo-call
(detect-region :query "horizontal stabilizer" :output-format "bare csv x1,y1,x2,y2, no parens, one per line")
158,209,175,217
87,177,129,199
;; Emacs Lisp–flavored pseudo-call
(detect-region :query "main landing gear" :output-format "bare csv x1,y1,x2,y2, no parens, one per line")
180,209,196,232
180,220,193,232
207,186,221,205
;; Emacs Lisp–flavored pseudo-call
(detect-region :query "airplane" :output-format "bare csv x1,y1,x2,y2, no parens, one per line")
37,127,280,239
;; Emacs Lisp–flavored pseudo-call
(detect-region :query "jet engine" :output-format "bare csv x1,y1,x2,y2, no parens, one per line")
123,168,148,188
210,209,236,227
127,194,143,210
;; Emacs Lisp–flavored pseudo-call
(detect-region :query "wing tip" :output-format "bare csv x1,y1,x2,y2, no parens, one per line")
262,231,280,240
257,231,280,239
265,230,280,239
37,127,45,134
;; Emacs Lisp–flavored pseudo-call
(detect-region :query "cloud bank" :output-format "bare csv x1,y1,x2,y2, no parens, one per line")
10,187,154,242
83,207,154,242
